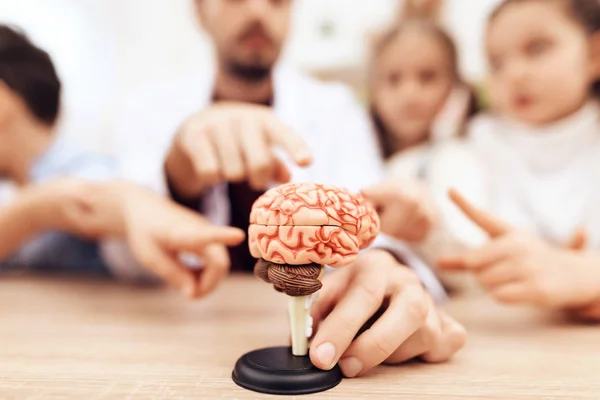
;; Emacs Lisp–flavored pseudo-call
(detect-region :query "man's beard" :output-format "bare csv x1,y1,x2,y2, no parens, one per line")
226,59,272,83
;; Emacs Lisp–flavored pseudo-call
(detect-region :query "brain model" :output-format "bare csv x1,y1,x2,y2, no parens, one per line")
249,182,380,296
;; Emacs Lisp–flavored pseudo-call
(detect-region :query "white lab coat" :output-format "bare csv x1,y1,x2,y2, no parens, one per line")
103,62,446,301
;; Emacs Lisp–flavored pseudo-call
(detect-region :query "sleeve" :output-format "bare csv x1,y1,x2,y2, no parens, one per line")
6,143,123,276
29,138,118,182
65,154,119,182
410,136,490,293
97,91,180,283
321,86,448,302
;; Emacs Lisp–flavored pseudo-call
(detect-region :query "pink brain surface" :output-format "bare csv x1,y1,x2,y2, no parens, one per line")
248,182,380,267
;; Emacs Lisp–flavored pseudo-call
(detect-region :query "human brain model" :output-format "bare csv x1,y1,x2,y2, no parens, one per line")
249,182,380,295
248,182,380,356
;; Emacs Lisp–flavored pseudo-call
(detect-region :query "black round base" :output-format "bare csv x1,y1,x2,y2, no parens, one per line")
232,346,343,395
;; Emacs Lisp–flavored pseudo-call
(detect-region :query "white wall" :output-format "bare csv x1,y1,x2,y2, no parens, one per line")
288,0,502,82
0,0,117,152
444,0,502,82
286,0,400,71
0,0,501,153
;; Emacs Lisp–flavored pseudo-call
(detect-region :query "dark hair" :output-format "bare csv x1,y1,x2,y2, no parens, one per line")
490,0,600,99
0,25,61,126
370,20,480,160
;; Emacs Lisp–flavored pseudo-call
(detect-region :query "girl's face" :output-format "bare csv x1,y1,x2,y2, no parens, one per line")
487,1,598,126
372,28,454,149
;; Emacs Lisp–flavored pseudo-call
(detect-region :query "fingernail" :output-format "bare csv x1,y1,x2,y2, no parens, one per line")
298,152,313,164
315,342,336,369
338,357,363,378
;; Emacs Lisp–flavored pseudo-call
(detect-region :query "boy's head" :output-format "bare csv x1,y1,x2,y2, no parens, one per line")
486,0,600,125
0,25,61,130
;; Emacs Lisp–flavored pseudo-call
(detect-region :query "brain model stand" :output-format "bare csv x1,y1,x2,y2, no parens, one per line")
232,183,380,396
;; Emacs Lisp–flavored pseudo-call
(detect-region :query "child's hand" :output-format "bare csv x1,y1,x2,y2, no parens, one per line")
117,185,246,298
19,178,100,238
362,179,436,243
309,249,466,378
438,189,600,309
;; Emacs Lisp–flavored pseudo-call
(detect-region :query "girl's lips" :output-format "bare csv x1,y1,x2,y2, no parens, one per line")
513,95,534,109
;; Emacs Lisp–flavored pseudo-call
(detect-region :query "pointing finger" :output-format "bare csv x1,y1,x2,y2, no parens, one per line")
449,189,512,238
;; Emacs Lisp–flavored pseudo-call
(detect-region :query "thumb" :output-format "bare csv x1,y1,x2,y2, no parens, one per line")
566,229,587,250
448,188,512,238
361,182,399,207
273,156,292,184
197,244,232,297
131,236,198,298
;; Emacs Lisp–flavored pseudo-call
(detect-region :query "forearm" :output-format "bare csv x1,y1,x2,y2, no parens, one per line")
80,180,156,238
81,180,199,238
0,190,65,260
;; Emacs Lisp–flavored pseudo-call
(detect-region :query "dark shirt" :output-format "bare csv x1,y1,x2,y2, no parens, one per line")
227,182,265,272
168,97,273,273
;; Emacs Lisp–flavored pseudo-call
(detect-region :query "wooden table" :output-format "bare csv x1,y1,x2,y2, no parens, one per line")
1,275,598,399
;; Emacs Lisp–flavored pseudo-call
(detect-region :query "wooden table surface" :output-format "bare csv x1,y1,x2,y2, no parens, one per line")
1,274,598,400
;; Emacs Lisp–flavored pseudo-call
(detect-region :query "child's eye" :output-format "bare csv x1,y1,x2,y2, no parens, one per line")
489,57,504,74
526,39,551,57
419,70,438,85
386,72,401,86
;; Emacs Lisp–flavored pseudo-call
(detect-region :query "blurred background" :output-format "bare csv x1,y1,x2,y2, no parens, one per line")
0,0,501,153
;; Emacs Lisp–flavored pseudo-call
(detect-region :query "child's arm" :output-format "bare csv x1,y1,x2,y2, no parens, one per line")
0,179,94,261
0,178,245,298
57,180,246,298
438,190,600,313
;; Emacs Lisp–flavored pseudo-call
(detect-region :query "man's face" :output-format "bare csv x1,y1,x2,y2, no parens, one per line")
197,0,292,82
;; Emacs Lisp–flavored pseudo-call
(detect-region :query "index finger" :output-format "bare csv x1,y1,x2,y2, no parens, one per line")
449,189,512,238
264,117,313,167
165,225,245,252
361,181,403,206
339,283,429,377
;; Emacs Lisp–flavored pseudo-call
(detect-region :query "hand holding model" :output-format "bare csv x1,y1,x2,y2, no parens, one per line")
248,182,380,356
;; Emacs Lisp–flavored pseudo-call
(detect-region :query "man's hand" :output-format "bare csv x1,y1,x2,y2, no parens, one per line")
165,103,313,198
310,249,466,378
438,189,600,309
362,179,436,242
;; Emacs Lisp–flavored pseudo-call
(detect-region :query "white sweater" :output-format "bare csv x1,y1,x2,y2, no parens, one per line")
387,102,600,291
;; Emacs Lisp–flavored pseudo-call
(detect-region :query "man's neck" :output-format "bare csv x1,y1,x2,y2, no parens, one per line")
4,119,54,186
213,66,274,104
